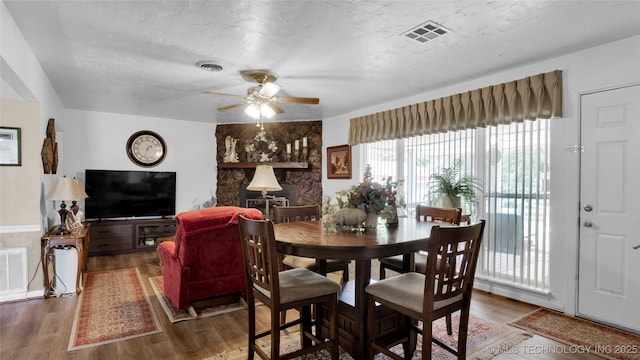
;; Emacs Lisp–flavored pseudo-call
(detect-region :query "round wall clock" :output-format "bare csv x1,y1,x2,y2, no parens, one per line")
126,130,167,167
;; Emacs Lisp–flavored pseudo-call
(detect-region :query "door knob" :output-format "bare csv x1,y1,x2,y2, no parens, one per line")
633,244,640,250
584,204,593,212
583,220,593,228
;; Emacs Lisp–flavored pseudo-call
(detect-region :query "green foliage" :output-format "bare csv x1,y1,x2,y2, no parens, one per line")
428,160,481,212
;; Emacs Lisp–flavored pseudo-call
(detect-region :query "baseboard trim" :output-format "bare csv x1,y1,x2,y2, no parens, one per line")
474,277,565,313
0,289,45,303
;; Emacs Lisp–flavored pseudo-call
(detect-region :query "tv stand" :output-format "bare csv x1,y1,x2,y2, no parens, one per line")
88,218,176,256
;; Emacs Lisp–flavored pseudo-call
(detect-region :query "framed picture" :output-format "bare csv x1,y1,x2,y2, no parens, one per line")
0,127,21,166
327,144,351,179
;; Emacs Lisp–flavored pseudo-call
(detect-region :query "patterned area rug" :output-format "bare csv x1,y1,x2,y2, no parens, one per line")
205,313,531,359
68,268,162,351
149,276,247,323
510,308,640,360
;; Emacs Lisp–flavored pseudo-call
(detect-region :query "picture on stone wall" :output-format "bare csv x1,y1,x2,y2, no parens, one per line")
327,144,351,179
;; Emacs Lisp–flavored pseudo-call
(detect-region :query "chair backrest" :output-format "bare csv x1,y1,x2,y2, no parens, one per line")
415,205,462,225
174,206,262,266
238,214,280,298
423,220,485,310
272,204,321,224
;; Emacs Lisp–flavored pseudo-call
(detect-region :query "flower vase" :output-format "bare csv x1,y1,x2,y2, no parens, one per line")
365,212,378,230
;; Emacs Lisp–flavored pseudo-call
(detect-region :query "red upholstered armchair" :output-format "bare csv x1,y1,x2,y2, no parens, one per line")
159,206,263,309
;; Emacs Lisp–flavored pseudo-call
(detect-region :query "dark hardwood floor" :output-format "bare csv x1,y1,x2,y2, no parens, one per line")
0,251,600,359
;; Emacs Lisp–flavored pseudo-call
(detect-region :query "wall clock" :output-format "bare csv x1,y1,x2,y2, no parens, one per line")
126,130,166,167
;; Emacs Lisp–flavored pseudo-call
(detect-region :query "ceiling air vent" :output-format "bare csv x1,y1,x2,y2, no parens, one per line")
402,21,450,43
196,61,223,72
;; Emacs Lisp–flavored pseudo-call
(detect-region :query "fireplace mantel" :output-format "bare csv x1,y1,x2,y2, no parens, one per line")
218,162,309,169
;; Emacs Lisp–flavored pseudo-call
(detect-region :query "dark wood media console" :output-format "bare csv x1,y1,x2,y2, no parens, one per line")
88,218,176,256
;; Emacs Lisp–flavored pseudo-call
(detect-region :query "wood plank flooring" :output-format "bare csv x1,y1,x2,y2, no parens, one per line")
0,251,600,360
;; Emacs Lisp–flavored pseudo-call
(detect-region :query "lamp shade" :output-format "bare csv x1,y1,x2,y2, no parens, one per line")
71,178,89,199
47,177,88,201
244,102,277,120
247,165,282,197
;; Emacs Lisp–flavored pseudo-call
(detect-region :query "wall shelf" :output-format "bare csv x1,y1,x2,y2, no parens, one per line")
218,162,309,169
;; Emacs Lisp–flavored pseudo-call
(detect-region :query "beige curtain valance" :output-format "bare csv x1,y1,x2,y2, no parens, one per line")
348,70,562,145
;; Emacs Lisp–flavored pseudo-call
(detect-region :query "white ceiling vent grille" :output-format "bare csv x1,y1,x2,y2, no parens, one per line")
403,21,450,43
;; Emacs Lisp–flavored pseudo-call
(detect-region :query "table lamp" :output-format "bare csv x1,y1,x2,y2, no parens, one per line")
47,176,89,235
247,165,282,198
68,177,89,228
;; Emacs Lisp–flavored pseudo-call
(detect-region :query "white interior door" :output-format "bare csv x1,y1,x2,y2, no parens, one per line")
578,84,640,333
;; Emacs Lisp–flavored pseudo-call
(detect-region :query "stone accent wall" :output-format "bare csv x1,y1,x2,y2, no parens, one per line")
216,120,322,207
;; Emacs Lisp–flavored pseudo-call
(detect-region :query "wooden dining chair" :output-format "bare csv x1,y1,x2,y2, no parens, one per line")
366,220,485,360
238,214,340,360
379,205,462,279
273,205,351,284
378,205,462,335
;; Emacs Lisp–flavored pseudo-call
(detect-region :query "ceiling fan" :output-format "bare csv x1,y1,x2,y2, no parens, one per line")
205,70,320,119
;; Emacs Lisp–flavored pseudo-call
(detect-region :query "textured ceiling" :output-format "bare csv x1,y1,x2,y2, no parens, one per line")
4,1,640,124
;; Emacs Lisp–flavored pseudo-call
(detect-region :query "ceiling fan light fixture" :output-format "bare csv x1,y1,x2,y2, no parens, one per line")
260,103,276,119
244,102,277,120
244,103,261,119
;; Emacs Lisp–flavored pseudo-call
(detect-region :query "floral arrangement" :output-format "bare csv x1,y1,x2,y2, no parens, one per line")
244,130,279,162
336,164,403,216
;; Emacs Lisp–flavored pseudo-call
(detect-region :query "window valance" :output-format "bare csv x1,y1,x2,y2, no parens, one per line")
348,70,562,145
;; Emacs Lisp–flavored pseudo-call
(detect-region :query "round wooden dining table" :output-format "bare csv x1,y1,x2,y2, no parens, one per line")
273,217,439,358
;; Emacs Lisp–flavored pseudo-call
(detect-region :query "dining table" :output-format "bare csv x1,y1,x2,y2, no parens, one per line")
273,217,440,358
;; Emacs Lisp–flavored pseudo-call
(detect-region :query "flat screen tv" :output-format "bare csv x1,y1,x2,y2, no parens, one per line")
84,169,176,220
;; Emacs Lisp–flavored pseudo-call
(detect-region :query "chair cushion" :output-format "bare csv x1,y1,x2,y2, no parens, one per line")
365,272,462,317
255,268,340,304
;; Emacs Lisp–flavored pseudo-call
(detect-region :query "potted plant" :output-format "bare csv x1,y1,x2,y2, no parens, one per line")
427,159,481,213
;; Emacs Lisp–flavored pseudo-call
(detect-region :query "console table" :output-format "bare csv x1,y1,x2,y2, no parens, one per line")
41,223,90,298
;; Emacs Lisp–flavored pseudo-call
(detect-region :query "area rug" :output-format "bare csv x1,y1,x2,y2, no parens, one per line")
149,276,247,323
509,308,640,360
68,268,162,351
205,313,531,359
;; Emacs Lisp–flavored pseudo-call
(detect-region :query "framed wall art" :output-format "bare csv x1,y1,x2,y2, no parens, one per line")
0,127,21,166
327,144,351,179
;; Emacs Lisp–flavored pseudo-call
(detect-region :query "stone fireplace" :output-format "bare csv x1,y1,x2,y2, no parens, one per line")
215,121,323,208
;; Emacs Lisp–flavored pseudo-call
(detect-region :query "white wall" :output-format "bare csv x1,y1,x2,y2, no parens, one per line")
322,34,640,314
63,109,217,215
1,1,66,228
1,2,66,300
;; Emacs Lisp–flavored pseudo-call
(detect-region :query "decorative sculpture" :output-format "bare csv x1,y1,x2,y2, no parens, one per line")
223,135,239,163
333,208,367,227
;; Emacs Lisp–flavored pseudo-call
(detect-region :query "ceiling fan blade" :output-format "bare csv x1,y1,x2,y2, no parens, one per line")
274,96,320,104
204,91,247,99
217,102,249,111
258,82,282,98
270,103,285,115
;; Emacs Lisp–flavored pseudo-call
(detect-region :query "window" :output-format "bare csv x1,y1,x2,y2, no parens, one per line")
363,119,550,291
